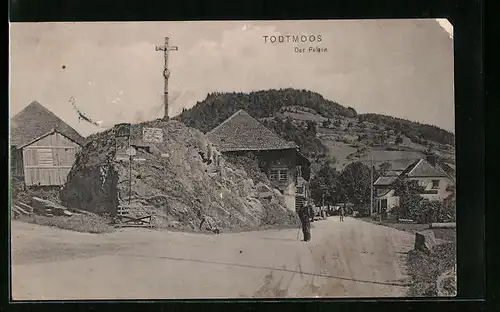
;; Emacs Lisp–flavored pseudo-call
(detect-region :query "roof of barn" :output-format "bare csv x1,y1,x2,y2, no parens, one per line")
10,101,84,148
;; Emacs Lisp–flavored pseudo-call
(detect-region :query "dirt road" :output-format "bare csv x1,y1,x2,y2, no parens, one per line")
11,217,414,300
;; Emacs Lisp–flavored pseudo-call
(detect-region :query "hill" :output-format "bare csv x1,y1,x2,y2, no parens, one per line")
176,88,357,133
176,89,455,172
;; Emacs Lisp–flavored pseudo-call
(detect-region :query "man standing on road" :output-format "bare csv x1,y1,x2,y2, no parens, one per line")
298,199,314,242
340,205,345,222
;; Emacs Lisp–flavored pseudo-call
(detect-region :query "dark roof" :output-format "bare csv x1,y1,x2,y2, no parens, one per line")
374,176,397,186
10,101,84,148
206,109,298,152
390,159,420,171
401,159,449,178
444,162,455,171
439,162,456,181
384,170,403,177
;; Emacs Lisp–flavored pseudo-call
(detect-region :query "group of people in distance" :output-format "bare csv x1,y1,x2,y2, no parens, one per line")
296,200,345,242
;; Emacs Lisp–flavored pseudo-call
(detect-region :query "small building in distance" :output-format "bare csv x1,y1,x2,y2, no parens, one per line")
206,109,311,211
373,156,454,215
10,101,85,186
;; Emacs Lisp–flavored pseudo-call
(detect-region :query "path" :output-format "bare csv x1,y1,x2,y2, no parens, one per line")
11,217,414,300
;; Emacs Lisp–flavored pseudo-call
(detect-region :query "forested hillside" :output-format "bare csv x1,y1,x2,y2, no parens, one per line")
357,114,454,146
176,88,357,133
176,89,455,170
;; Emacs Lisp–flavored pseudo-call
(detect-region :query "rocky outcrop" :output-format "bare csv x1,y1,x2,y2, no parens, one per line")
61,120,298,231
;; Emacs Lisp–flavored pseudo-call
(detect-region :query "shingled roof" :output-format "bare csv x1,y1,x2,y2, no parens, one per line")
10,101,84,148
373,176,397,186
401,159,449,178
206,109,298,152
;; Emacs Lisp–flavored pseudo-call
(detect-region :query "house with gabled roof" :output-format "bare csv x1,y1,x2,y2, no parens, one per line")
10,101,85,186
206,109,311,211
374,156,455,214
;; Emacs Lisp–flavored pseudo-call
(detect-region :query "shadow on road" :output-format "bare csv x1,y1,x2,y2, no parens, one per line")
116,253,412,287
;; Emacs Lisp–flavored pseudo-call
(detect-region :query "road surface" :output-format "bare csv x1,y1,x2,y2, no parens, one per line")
11,217,414,300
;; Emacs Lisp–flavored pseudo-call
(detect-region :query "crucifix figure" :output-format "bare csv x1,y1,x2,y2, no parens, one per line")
155,37,178,120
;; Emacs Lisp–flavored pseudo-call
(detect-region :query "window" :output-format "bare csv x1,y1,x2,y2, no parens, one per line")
380,199,388,211
279,169,288,181
431,180,440,189
36,148,54,167
269,168,288,182
269,169,279,181
297,186,304,194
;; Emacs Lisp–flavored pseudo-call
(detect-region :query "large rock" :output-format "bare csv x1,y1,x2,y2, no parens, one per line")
61,120,298,231
414,230,438,252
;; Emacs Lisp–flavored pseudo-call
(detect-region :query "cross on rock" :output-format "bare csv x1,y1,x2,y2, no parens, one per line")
155,37,178,120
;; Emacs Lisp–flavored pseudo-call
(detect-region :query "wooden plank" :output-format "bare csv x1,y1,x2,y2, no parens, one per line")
25,166,73,169
24,146,77,149
17,202,34,214
36,148,54,167
29,132,79,148
430,222,456,229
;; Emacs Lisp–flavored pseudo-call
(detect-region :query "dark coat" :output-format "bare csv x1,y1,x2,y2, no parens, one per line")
298,203,314,222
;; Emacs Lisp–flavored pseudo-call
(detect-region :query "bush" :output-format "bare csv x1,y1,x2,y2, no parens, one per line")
391,198,456,224
30,214,114,234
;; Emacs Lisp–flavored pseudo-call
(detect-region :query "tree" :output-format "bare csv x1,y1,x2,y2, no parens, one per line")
339,161,372,214
305,120,317,136
392,178,426,221
309,160,341,206
379,161,392,175
395,136,403,145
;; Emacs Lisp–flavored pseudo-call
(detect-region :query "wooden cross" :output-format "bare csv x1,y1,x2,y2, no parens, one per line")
155,37,178,120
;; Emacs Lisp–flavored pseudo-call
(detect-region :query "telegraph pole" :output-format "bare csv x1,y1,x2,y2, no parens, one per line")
370,153,374,217
155,37,178,120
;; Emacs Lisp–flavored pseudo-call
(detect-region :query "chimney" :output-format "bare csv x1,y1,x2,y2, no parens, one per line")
426,154,437,167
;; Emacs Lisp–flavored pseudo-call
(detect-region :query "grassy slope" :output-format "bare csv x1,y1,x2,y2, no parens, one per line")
283,109,452,171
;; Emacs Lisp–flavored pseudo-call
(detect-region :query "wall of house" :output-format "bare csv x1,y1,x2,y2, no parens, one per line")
22,132,81,186
408,177,453,201
258,149,298,212
375,187,390,197
377,189,400,213
221,149,302,212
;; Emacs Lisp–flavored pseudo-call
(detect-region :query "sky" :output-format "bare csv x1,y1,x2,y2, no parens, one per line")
9,19,454,137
